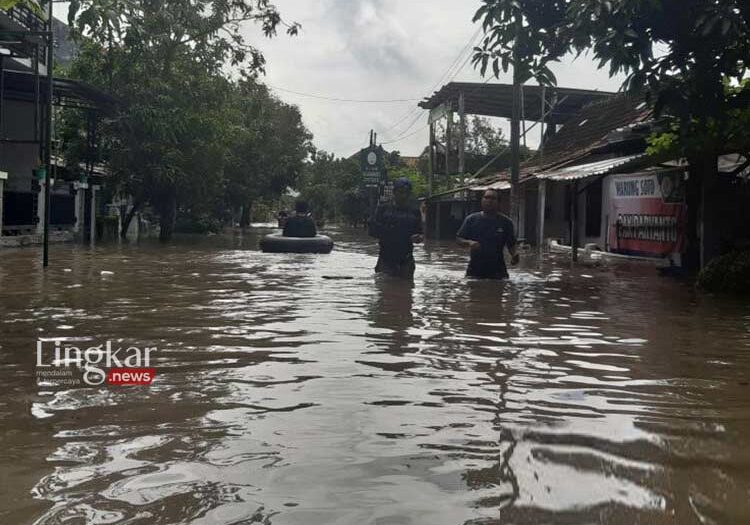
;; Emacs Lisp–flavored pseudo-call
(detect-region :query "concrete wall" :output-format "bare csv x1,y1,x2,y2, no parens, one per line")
1,99,72,231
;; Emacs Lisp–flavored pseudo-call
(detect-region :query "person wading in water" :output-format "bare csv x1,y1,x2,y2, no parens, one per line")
368,177,424,279
456,189,519,279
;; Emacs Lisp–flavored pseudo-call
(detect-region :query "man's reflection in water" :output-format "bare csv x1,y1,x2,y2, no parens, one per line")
368,274,415,357
369,274,521,515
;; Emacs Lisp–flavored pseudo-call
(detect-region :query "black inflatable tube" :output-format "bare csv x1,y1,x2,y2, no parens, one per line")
260,233,334,254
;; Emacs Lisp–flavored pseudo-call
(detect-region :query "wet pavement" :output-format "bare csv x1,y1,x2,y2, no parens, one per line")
1,225,749,524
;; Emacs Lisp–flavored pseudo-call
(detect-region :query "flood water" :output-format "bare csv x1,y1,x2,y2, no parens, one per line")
1,226,749,525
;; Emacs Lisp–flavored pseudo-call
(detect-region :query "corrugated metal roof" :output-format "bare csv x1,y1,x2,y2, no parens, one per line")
418,82,615,123
470,180,511,191
536,154,647,181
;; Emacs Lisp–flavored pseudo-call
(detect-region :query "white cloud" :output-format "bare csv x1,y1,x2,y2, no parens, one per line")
58,1,628,158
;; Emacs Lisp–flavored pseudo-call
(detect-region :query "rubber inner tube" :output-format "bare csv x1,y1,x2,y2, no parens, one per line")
259,233,334,254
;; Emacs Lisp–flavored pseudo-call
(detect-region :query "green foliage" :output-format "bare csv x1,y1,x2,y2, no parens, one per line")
0,0,44,18
471,0,567,85
224,79,313,214
697,250,750,295
473,0,750,160
390,166,427,197
297,151,365,223
61,0,307,240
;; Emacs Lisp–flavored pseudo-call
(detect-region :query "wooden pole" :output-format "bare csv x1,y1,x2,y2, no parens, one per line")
537,179,546,255
428,122,435,196
539,85,546,162
90,185,98,248
571,181,579,262
42,0,54,267
458,91,466,176
0,177,4,238
445,109,452,176
510,52,521,228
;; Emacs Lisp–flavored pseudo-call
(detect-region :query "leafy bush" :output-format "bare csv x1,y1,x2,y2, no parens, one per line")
697,250,750,294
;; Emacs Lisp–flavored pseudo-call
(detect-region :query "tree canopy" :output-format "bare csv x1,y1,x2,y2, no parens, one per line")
472,0,750,267
62,0,308,240
472,0,750,159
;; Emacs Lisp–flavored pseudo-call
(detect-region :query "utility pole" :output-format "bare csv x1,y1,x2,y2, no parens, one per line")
42,1,54,267
509,21,522,231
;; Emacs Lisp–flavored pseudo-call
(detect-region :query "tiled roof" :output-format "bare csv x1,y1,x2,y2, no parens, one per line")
473,94,652,186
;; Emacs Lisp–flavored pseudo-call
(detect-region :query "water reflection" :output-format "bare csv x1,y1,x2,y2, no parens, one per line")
0,228,748,524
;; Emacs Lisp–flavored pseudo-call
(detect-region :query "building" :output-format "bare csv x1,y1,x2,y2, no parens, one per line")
0,5,115,246
419,80,750,267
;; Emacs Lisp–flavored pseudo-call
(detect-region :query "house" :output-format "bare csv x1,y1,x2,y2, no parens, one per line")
0,5,115,246
419,80,750,267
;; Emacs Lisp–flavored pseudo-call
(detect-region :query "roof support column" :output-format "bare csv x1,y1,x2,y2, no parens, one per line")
0,173,5,239
537,179,546,254
571,181,579,262
428,122,435,196
458,91,465,176
539,85,546,162
90,184,99,248
445,107,452,176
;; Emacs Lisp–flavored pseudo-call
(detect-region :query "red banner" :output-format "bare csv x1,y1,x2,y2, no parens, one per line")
607,171,686,257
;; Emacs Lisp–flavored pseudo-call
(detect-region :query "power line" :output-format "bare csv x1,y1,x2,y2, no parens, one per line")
380,114,430,145
381,108,426,143
377,26,482,137
266,84,420,103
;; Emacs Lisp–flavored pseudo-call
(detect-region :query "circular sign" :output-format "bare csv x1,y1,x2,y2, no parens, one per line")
367,152,377,166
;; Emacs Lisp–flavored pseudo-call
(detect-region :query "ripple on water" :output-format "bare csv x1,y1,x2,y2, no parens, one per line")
0,234,747,524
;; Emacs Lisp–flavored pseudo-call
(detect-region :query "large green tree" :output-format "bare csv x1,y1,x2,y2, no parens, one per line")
297,151,364,224
472,0,750,268
225,80,312,228
65,0,299,241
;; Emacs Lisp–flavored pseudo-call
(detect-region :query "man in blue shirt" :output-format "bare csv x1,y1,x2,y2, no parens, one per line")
456,189,519,279
369,178,424,278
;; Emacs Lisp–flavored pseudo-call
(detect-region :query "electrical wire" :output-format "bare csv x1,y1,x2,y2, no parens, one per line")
265,84,420,103
377,26,483,138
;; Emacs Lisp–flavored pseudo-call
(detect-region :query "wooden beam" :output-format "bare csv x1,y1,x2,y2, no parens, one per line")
537,179,546,254
458,91,465,175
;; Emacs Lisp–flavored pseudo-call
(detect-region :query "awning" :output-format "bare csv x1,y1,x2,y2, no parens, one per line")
1,70,118,110
418,82,615,124
659,154,749,178
470,180,511,191
537,154,647,181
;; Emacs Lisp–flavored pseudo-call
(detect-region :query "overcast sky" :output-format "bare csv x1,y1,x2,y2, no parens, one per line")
239,0,629,158
54,0,626,158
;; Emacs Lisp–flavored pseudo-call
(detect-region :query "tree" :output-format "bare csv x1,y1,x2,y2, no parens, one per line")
224,79,312,228
472,0,750,268
297,151,364,224
65,0,300,241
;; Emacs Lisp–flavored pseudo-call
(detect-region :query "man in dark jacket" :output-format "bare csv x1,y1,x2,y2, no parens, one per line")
283,200,317,238
368,178,423,279
456,189,519,279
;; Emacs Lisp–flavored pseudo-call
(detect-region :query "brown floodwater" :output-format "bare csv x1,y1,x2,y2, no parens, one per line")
1,225,749,525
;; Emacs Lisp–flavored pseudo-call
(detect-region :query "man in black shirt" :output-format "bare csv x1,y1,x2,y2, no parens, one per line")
456,189,519,279
369,178,424,278
283,200,317,238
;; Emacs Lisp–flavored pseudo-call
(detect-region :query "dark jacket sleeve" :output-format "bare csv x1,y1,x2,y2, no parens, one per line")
456,214,471,239
505,217,517,248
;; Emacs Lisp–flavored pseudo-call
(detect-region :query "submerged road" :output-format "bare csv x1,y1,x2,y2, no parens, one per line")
0,225,749,524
